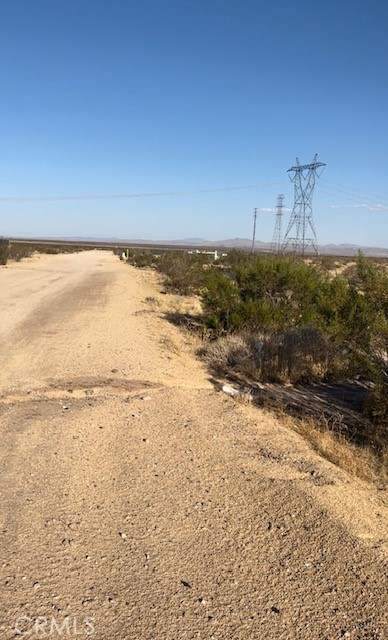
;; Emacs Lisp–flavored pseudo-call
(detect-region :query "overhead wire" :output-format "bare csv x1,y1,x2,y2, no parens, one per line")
0,182,283,203
319,187,370,204
320,179,388,207
3,178,387,213
321,178,388,201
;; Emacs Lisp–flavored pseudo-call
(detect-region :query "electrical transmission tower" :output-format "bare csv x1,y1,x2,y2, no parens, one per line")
270,194,285,253
281,154,326,255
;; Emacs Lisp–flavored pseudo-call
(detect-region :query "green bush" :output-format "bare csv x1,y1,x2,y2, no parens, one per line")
363,382,388,429
0,238,9,265
124,248,217,293
202,271,242,331
201,252,387,384
8,245,33,262
156,251,211,295
126,249,156,269
6,242,95,260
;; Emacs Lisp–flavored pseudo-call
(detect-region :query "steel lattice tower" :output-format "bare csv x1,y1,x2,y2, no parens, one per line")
281,154,326,255
270,194,285,253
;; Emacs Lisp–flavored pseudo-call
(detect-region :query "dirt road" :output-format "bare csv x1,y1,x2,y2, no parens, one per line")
0,251,386,639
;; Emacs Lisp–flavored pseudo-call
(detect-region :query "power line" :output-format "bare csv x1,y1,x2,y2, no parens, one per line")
319,187,367,204
320,184,388,207
320,179,388,206
0,182,282,203
320,188,388,210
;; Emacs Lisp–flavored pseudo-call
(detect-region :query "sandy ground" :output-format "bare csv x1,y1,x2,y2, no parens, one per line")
0,250,386,640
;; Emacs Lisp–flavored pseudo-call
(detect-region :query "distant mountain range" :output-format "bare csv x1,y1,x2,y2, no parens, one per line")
13,235,388,257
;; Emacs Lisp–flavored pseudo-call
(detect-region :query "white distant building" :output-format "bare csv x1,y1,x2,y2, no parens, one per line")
187,249,219,260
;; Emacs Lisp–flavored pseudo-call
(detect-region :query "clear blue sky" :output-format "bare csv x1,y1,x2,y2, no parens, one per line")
1,0,387,246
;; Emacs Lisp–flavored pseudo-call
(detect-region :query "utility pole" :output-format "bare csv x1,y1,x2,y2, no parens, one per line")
251,207,257,253
270,194,284,253
281,154,326,256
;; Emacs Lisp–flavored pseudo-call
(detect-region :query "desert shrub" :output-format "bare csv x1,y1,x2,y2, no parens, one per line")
124,247,219,293
354,252,388,312
219,248,256,272
203,257,321,333
8,245,33,261
201,252,387,381
202,271,242,331
5,242,96,260
203,327,332,385
259,327,332,383
156,251,211,295
202,333,257,377
126,249,156,268
317,255,338,271
346,255,388,381
126,247,386,391
0,237,9,265
363,382,388,419
211,256,329,332
42,246,60,254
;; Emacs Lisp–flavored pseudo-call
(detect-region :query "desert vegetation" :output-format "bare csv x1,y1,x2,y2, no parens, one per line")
119,247,213,293
123,247,387,480
0,240,97,264
0,237,10,264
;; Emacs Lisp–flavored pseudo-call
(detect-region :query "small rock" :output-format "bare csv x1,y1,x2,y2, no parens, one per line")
181,580,192,588
271,606,280,614
119,532,127,540
221,384,240,398
111,369,119,373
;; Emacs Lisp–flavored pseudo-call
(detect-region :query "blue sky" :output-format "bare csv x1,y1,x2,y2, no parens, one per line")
1,0,387,246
